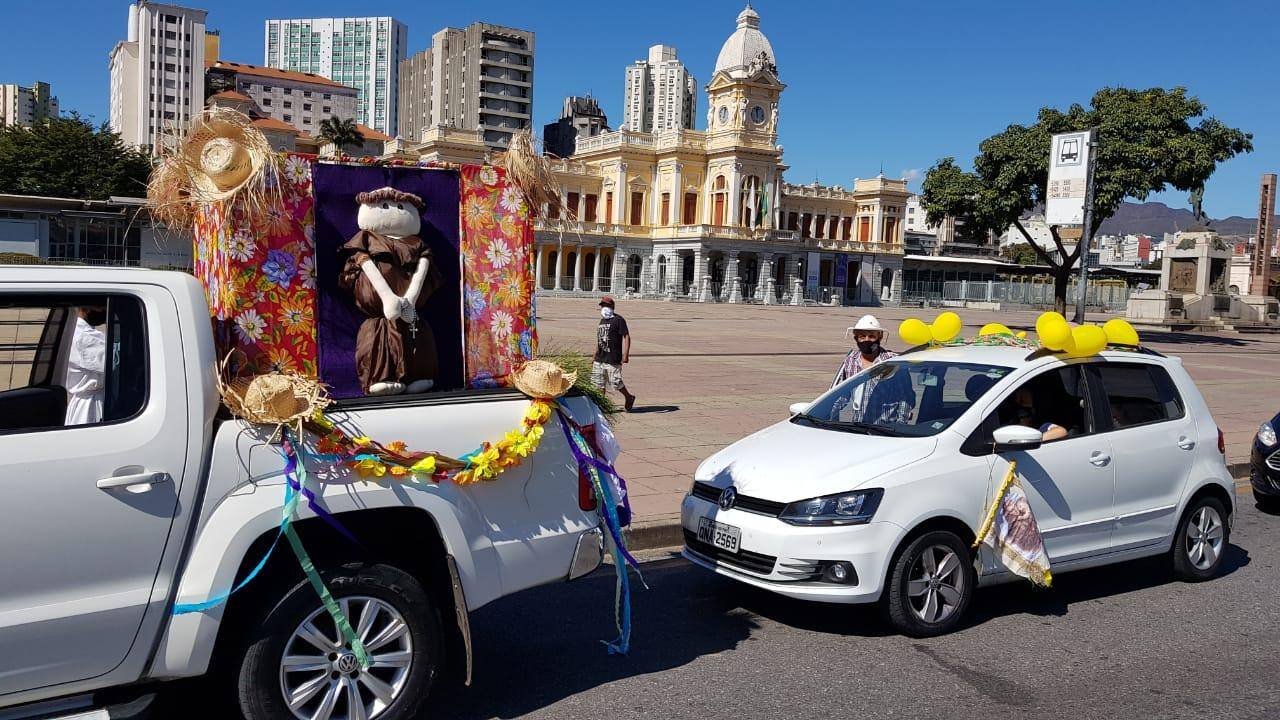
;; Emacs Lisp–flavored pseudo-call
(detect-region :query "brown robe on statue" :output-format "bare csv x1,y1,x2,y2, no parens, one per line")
338,230,443,392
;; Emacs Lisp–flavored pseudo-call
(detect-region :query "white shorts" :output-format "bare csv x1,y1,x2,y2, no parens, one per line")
591,361,625,390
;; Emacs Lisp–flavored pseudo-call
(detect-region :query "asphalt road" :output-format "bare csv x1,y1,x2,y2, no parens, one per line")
431,489,1279,720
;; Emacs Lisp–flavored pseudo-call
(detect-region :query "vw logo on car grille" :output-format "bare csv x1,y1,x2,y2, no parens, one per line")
718,486,737,510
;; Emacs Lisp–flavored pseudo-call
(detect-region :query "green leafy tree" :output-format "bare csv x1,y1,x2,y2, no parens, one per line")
317,116,364,156
922,87,1251,316
1001,242,1041,265
0,113,152,200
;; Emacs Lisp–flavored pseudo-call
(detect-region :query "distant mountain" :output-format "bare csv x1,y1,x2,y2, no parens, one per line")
1096,201,1270,237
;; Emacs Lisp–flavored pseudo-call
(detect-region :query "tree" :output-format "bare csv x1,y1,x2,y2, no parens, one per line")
0,113,152,200
922,87,1251,316
1001,242,1041,265
317,116,364,156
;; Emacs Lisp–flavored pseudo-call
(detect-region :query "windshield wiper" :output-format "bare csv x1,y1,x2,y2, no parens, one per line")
794,414,900,437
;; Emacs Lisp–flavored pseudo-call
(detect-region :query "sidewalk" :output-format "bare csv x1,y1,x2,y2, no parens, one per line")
537,298,1277,548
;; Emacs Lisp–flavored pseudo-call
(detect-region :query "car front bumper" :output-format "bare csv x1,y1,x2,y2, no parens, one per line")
1250,443,1280,497
680,493,903,604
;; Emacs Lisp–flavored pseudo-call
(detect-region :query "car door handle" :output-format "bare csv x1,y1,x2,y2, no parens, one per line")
1178,436,1196,450
97,471,170,490
1089,451,1111,467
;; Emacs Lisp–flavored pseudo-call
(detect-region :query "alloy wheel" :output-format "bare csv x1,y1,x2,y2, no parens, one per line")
1185,505,1225,571
278,596,413,720
906,544,965,624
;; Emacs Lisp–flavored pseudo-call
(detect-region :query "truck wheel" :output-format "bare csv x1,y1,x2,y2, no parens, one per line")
238,563,442,720
883,530,975,637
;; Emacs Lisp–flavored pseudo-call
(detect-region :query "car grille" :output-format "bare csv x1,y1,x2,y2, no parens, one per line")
690,482,787,517
776,560,823,581
1266,450,1280,473
683,529,777,575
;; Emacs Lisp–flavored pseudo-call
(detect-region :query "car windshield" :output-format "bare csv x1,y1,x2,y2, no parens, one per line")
794,360,1013,437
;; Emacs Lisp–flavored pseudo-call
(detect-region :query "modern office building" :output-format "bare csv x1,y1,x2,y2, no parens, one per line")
263,16,407,136
542,95,609,158
622,44,696,133
397,22,534,149
109,1,208,151
206,60,358,139
0,81,59,127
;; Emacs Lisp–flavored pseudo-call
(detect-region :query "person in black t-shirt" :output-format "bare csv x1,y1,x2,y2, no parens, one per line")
592,296,636,411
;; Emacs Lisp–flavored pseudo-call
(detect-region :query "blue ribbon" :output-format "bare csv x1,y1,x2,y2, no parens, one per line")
284,434,362,547
555,405,642,654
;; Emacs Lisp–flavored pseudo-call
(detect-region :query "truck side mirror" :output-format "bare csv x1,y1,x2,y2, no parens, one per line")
788,402,811,416
993,425,1043,453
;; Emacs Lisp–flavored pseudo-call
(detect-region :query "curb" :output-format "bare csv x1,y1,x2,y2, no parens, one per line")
623,462,1256,554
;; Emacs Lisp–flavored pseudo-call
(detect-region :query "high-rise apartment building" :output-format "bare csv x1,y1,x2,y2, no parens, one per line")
542,95,609,158
264,17,407,136
1,81,59,127
109,2,207,151
622,44,696,133
398,22,534,150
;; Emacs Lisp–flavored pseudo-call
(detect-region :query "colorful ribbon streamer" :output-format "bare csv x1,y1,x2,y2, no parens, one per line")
283,437,363,547
555,405,641,654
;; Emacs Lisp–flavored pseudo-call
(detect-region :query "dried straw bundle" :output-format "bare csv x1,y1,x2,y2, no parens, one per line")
498,130,571,222
146,107,282,228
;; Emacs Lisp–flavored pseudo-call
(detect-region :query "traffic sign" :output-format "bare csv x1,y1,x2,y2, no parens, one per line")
1046,130,1095,226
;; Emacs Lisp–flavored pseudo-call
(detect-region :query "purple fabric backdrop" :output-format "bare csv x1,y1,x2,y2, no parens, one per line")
313,164,462,399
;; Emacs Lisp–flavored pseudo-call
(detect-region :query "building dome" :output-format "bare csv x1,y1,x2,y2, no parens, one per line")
713,5,777,77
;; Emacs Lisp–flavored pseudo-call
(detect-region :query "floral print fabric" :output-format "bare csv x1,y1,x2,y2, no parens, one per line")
459,164,537,388
192,152,319,377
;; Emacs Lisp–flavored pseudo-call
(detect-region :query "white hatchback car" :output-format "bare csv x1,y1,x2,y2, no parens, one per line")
682,344,1234,636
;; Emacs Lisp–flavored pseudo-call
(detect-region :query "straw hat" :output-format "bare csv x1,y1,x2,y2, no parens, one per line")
181,109,273,201
511,360,577,400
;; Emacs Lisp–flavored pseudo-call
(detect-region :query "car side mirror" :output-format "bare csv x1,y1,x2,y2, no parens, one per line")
789,402,811,416
993,425,1043,453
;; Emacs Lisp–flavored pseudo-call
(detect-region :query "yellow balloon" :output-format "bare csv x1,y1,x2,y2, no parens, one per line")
931,312,963,343
979,323,1013,336
1067,325,1107,358
1035,311,1071,350
1015,331,1028,339
1103,318,1140,347
899,318,932,346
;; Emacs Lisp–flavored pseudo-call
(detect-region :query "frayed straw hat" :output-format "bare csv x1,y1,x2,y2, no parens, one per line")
147,108,280,227
511,360,577,400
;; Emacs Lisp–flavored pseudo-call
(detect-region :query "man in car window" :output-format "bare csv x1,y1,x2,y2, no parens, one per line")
64,305,108,425
832,314,896,388
1011,387,1068,441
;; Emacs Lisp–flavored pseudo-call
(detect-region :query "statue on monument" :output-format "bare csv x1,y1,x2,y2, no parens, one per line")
1189,185,1209,229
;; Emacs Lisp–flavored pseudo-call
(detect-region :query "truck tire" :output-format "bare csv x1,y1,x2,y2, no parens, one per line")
238,562,442,720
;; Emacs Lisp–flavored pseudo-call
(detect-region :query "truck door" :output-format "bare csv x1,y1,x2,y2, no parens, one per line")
0,288,188,695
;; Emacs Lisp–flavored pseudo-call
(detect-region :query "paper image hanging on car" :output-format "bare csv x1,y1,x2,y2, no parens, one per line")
797,361,1011,436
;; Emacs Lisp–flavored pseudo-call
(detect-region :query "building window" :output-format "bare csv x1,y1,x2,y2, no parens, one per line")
566,192,580,219
322,106,331,114
661,192,671,225
858,217,871,243
682,192,697,225
585,194,599,223
303,103,312,111
605,192,613,223
629,192,644,226
815,214,826,240
263,98,272,106
283,101,292,109
283,114,292,122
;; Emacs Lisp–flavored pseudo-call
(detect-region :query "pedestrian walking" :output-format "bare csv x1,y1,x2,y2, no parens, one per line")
832,314,896,388
592,296,636,412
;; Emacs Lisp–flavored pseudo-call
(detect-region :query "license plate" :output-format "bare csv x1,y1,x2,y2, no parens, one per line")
697,517,741,554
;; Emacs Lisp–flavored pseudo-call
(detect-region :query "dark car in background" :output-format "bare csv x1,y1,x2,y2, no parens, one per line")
1250,411,1280,511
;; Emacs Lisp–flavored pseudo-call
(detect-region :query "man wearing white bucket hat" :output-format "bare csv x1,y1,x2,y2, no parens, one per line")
832,314,896,388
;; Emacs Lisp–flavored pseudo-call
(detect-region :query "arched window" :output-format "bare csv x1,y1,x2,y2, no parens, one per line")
626,254,643,292
881,268,895,300
656,255,668,292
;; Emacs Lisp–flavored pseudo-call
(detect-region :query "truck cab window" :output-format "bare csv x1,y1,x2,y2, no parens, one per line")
0,295,147,433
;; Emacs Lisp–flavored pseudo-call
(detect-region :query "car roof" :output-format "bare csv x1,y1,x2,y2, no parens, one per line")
888,343,1168,369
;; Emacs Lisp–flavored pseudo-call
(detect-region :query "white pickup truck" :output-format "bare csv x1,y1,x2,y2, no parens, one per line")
0,266,606,720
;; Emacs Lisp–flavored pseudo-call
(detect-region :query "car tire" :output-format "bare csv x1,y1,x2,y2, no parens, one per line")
1253,489,1280,513
883,530,976,637
1171,496,1230,582
238,562,442,720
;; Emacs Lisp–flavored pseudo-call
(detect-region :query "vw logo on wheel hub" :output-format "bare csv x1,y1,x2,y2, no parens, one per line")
335,652,360,674
718,486,737,510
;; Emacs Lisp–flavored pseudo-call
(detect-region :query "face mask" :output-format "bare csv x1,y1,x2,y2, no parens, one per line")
856,339,880,355
600,307,615,319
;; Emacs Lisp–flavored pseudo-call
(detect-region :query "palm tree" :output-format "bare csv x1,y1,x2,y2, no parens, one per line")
316,116,364,157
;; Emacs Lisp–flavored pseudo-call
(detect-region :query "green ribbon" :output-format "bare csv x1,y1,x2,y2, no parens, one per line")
285,431,369,669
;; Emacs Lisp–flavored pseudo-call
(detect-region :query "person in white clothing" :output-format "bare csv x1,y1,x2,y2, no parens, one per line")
64,306,108,425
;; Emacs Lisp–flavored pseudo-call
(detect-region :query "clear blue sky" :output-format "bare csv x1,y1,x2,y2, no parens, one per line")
2,0,1276,218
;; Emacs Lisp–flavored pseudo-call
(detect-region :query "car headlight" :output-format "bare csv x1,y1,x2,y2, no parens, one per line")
1259,421,1277,447
779,488,884,526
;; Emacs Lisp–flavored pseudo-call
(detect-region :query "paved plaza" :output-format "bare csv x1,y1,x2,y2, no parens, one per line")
537,297,1280,530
